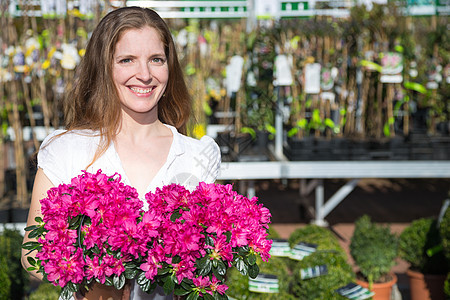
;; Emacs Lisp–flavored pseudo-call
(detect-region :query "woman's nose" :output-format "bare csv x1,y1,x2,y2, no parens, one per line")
136,62,152,82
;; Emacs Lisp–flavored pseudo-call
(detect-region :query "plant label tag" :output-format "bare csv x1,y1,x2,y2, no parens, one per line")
269,239,291,257
289,242,317,261
335,283,375,300
225,55,244,97
273,54,293,86
248,273,279,294
300,265,328,280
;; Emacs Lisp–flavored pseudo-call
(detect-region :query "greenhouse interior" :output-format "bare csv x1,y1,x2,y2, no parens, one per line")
0,0,449,299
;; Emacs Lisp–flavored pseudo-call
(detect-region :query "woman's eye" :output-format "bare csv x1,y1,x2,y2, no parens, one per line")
119,58,132,64
151,57,166,65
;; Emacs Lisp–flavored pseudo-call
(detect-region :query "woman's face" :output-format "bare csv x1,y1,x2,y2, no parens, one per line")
112,26,169,120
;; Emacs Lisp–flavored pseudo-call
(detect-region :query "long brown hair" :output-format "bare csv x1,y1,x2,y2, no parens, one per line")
64,7,191,165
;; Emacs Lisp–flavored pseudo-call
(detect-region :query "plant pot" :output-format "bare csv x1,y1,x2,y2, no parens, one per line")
356,273,397,300
407,269,446,300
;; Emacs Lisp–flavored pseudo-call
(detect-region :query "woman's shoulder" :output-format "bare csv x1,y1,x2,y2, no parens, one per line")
170,126,219,157
41,129,100,148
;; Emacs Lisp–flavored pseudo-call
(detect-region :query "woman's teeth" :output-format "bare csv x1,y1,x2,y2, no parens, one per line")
130,87,153,94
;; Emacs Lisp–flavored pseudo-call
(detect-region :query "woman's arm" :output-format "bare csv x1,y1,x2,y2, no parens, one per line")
21,168,54,280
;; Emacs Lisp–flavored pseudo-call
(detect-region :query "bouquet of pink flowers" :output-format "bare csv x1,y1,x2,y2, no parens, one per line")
23,170,272,300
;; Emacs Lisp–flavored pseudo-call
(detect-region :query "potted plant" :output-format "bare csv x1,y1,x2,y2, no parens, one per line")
289,225,355,300
440,204,450,298
225,226,296,299
349,215,398,300
399,217,449,300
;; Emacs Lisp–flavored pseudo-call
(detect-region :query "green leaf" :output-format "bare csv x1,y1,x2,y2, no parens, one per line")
26,266,38,272
215,292,229,300
137,272,148,286
163,275,176,295
113,274,126,290
241,127,256,139
170,211,182,222
157,267,170,276
60,287,73,300
24,225,39,232
174,287,192,296
198,258,212,276
224,231,232,243
66,281,79,293
287,127,298,137
172,255,182,264
203,293,215,300
216,260,227,276
28,227,45,239
27,256,37,267
186,291,199,300
196,256,210,270
34,216,43,223
248,263,260,279
264,124,276,135
297,119,308,129
246,253,257,266
104,276,113,286
124,267,138,280
383,122,391,137
237,246,250,256
205,235,215,247
324,118,335,129
22,241,40,250
235,257,248,275
140,280,156,293
404,81,428,95
360,59,383,73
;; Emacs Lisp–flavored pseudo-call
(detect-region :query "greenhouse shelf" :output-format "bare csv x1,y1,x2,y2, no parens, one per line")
217,160,450,226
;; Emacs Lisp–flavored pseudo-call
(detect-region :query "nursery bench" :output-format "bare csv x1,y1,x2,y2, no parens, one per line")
217,160,450,226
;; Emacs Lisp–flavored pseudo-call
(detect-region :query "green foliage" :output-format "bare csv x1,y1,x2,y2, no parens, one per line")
350,215,398,284
0,255,12,300
226,256,295,300
289,225,354,300
399,218,449,274
28,282,61,300
0,226,30,299
226,227,295,299
445,273,450,298
440,206,450,263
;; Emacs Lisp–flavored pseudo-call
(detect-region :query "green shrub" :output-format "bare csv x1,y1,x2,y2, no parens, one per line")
226,227,296,299
440,206,450,262
28,282,61,300
0,255,11,300
350,215,398,285
399,218,448,274
445,272,450,298
226,256,295,300
0,226,30,299
289,225,354,300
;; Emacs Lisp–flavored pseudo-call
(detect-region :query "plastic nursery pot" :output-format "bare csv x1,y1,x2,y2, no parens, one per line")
356,273,397,300
407,269,446,300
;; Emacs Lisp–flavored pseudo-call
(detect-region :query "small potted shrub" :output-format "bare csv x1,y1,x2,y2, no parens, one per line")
440,205,450,298
226,226,296,299
399,217,449,300
288,225,355,300
349,215,398,300
0,226,30,299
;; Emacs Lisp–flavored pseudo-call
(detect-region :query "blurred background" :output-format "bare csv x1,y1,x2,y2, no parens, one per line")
0,0,449,299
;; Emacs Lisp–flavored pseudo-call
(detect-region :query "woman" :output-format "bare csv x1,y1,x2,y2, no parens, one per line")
21,6,221,300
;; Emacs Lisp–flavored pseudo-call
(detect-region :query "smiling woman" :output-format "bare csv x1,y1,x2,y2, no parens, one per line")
21,6,221,300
